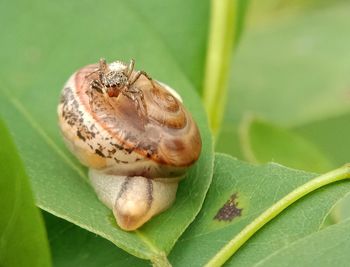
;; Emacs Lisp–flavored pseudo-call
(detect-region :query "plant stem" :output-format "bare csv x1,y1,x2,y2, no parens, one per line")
203,0,237,138
205,164,350,267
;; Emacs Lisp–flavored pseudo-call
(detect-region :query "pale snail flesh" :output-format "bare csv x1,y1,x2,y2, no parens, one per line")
57,59,202,231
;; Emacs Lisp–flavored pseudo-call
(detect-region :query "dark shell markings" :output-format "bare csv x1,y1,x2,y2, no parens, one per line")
57,59,202,231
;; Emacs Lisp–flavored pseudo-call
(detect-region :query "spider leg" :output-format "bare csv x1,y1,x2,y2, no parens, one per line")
122,86,148,120
129,70,153,86
126,59,135,78
85,69,98,79
86,58,107,80
90,79,105,94
90,79,115,106
99,58,108,71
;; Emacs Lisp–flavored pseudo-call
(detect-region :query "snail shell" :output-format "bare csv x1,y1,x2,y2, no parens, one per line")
57,60,201,230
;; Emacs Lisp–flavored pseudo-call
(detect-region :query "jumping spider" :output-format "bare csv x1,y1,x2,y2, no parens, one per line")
87,58,152,118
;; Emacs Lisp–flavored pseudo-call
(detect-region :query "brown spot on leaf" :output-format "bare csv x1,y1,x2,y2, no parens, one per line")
214,193,242,222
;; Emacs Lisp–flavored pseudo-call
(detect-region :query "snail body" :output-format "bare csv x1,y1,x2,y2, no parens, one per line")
57,59,201,230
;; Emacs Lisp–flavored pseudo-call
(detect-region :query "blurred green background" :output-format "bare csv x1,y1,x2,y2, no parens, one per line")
217,0,350,169
1,0,350,265
217,0,350,228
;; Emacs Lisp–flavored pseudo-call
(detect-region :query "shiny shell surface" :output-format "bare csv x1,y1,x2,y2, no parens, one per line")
57,63,202,179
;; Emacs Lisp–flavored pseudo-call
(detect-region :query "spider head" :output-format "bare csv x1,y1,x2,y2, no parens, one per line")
102,70,128,89
104,61,130,89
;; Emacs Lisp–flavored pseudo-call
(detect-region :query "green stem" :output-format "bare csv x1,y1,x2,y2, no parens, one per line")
203,0,237,138
205,164,350,267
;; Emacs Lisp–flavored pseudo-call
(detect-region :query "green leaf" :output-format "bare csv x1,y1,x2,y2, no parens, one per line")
126,0,210,92
44,212,147,267
256,218,350,267
0,0,214,263
331,194,350,222
222,1,350,129
215,124,244,159
168,154,350,266
239,115,333,173
294,112,350,223
217,2,350,157
295,112,350,167
0,119,51,267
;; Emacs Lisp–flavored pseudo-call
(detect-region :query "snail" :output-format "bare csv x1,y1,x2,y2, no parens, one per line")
57,59,202,231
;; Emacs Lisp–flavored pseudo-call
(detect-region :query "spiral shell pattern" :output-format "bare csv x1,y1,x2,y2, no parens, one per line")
57,63,202,179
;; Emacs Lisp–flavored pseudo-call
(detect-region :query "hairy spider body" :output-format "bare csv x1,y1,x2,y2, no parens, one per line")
88,59,152,117
102,71,128,88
